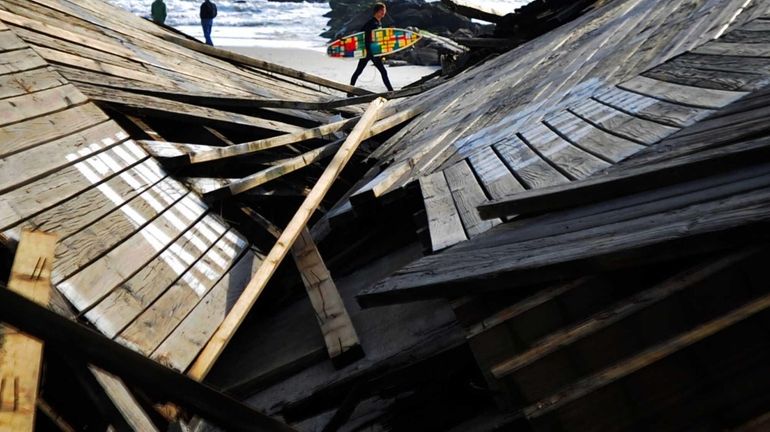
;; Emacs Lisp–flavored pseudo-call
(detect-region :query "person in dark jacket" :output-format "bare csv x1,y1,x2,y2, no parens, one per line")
151,0,166,24
349,3,394,93
200,0,217,45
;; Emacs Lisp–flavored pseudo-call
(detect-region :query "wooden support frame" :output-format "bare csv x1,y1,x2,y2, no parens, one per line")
0,230,57,432
187,97,387,380
0,288,295,432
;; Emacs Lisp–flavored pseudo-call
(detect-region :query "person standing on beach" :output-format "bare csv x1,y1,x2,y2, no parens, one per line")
151,0,166,24
350,3,394,93
200,0,218,46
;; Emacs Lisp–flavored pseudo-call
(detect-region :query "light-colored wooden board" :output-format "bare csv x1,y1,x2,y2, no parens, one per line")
619,75,748,109
570,99,679,145
52,177,189,284
0,230,57,432
85,217,231,338
420,171,468,251
0,103,108,159
56,192,207,311
0,120,123,194
0,84,88,128
151,250,262,372
519,123,612,180
592,85,713,127
444,160,501,238
115,228,248,355
0,139,145,232
89,367,159,432
0,67,67,101
543,110,644,163
494,136,569,189
0,29,26,51
0,48,47,76
466,146,525,201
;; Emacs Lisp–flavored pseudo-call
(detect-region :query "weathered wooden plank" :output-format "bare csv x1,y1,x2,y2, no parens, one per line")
420,171,467,251
51,177,188,283
0,288,297,432
115,228,248,356
151,250,261,372
358,184,770,306
0,67,68,101
89,368,159,432
349,160,412,207
570,99,679,145
643,61,770,92
479,137,770,219
291,227,362,365
0,103,107,158
669,52,770,75
0,120,123,194
493,136,569,189
0,84,88,127
0,29,26,51
520,123,612,180
187,98,387,380
619,75,748,109
85,216,231,339
79,84,303,134
0,138,145,232
57,192,207,311
466,146,525,201
591,86,712,128
543,110,644,163
524,256,770,419
444,160,500,238
490,249,756,380
0,230,57,432
0,48,47,76
694,39,770,57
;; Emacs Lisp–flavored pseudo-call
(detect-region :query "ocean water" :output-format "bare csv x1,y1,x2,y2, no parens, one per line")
109,0,531,48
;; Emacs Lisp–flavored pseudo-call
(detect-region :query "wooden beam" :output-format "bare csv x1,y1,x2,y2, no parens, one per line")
152,32,371,96
36,399,76,432
292,228,363,368
0,230,57,432
187,97,387,380
478,138,770,219
0,288,296,432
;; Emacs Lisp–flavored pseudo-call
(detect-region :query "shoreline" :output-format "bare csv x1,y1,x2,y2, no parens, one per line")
223,45,440,93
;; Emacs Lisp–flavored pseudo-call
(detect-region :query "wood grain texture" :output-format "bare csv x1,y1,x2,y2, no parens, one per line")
420,171,467,251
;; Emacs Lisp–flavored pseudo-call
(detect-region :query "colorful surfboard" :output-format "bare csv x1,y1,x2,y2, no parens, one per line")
327,27,421,58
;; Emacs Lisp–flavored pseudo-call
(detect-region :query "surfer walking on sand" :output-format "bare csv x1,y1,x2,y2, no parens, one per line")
350,3,394,93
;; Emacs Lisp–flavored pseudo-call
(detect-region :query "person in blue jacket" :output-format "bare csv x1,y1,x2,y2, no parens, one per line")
350,3,394,93
200,0,218,45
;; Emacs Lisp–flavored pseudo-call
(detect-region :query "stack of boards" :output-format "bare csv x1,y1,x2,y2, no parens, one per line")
327,27,421,58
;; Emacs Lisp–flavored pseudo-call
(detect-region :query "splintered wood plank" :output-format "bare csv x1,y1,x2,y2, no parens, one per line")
57,193,207,311
0,120,123,194
0,84,88,127
0,230,57,432
151,251,262,372
0,49,47,75
115,228,247,355
0,103,108,158
420,171,467,251
52,178,189,284
89,368,159,432
7,159,166,240
592,86,712,128
186,97,386,381
494,136,569,189
0,68,68,101
543,110,644,163
0,140,146,235
570,99,679,145
79,85,303,134
524,254,770,419
444,161,500,238
86,217,230,338
520,123,611,180
291,228,361,363
619,75,748,109
0,29,26,51
467,146,525,201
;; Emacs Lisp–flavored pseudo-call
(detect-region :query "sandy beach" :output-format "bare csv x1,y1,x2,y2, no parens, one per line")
224,45,440,93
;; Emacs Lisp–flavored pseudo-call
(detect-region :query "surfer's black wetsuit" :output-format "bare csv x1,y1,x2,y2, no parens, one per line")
350,17,393,92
